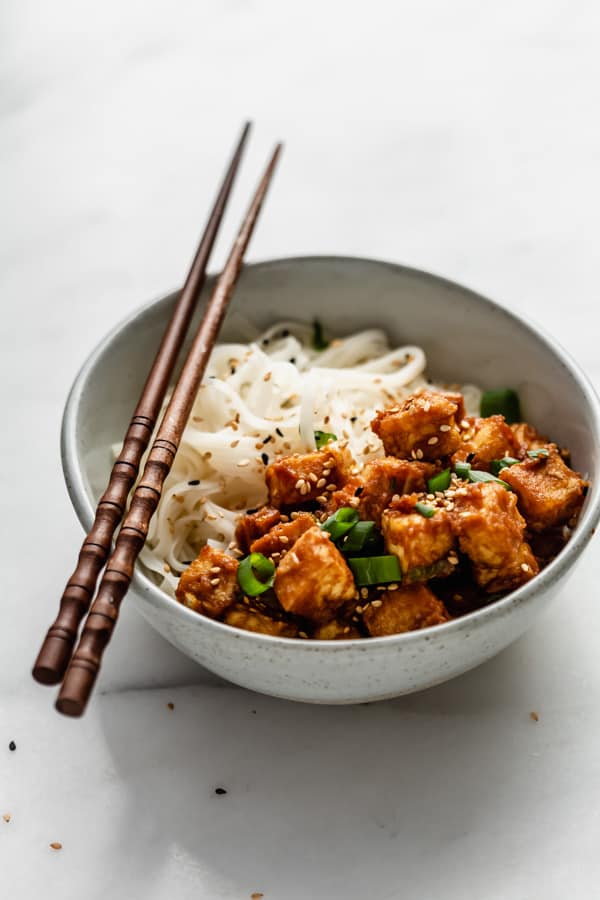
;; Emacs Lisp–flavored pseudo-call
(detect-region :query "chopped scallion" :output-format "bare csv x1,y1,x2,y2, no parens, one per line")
237,553,276,596
415,502,436,518
348,555,402,586
340,521,379,554
454,461,472,479
321,507,360,542
480,388,521,423
427,468,451,493
467,470,511,489
314,430,337,449
527,448,550,458
490,456,520,475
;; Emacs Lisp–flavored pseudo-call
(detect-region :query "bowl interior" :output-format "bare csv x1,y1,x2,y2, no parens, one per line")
67,256,600,590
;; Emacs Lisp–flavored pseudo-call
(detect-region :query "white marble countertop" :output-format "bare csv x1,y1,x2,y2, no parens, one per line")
3,2,600,897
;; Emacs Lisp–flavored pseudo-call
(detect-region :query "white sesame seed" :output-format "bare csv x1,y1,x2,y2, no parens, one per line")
371,599,383,608
427,436,439,446
206,513,218,521
210,578,220,586
391,494,400,503
356,605,364,614
326,483,337,491
280,535,289,544
439,424,451,432
416,449,424,459
295,479,305,490
387,583,399,591
237,459,250,467
209,566,221,573
316,477,327,488
448,555,459,565
360,588,369,599
301,483,311,495
308,472,318,483
461,419,470,429
521,563,530,572
426,493,435,500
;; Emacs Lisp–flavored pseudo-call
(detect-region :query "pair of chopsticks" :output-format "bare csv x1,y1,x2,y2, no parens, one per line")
33,122,282,716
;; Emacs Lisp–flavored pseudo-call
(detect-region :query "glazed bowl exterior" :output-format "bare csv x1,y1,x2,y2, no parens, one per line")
61,257,600,703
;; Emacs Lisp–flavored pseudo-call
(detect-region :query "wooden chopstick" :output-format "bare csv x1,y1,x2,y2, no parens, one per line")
55,143,282,717
32,123,251,686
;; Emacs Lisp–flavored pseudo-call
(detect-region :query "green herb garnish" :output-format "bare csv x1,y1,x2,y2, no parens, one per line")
237,553,276,596
312,319,329,351
415,502,436,518
348,555,402,586
314,430,337,449
480,388,521,423
427,468,451,493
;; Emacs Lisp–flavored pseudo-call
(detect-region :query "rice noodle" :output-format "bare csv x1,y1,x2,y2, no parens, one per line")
120,323,481,596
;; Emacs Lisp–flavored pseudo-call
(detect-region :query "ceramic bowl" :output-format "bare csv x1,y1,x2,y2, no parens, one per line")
62,256,600,703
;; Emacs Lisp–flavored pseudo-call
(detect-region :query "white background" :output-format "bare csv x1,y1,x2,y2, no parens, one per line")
2,2,600,897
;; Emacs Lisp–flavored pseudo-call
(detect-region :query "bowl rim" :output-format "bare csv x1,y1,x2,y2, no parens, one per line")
61,254,600,654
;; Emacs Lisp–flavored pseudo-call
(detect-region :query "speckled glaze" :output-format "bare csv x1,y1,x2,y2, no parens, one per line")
61,257,600,703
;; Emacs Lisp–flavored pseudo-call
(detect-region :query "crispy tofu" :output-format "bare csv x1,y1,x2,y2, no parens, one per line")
250,512,316,558
235,506,281,553
511,422,550,453
265,443,354,508
313,620,362,640
224,605,298,637
176,545,239,618
274,526,356,622
325,458,436,524
452,415,519,470
363,584,450,636
370,390,465,461
381,504,455,579
501,448,586,531
452,482,538,592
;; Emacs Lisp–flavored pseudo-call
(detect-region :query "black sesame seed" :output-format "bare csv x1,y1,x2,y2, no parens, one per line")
246,507,259,515
262,338,270,346
261,453,269,465
354,486,364,497
8,741,16,752
183,560,192,565
289,357,296,364
215,787,227,795
188,479,200,486
281,329,290,337
275,427,284,437
262,435,272,444
350,416,357,423
230,366,236,375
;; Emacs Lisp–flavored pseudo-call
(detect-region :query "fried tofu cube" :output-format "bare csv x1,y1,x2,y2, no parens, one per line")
501,448,586,531
235,506,281,553
370,390,465,461
176,545,239,618
453,482,538,592
381,504,455,579
313,620,362,640
325,458,436,525
274,526,356,622
250,512,315,558
363,584,450,636
224,605,299,637
511,422,549,453
265,444,354,508
452,415,519,470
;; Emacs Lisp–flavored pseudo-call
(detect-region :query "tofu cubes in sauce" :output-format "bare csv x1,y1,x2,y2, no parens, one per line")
177,389,587,639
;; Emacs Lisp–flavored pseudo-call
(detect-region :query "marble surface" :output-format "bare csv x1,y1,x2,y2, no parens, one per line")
2,1,600,897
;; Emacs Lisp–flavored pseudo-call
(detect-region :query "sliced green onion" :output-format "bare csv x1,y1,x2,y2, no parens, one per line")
480,388,521,424
467,469,511,490
321,507,359,542
415,502,436,518
404,559,455,583
237,553,276,596
427,468,451,493
454,461,472,479
348,555,402,586
312,319,329,351
340,521,378,554
527,448,549,458
490,456,520,475
314,430,337,449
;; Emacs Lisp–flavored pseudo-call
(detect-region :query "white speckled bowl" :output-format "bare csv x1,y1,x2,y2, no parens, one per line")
62,257,600,703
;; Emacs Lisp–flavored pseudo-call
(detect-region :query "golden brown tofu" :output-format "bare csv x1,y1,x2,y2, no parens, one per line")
501,449,586,531
224,605,299,637
176,545,239,618
452,415,519,470
363,584,450,636
511,422,549,453
313,620,362,640
250,512,316,558
265,444,354,508
274,526,356,622
381,504,455,578
453,482,538,592
235,506,281,553
371,390,465,460
325,458,436,524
